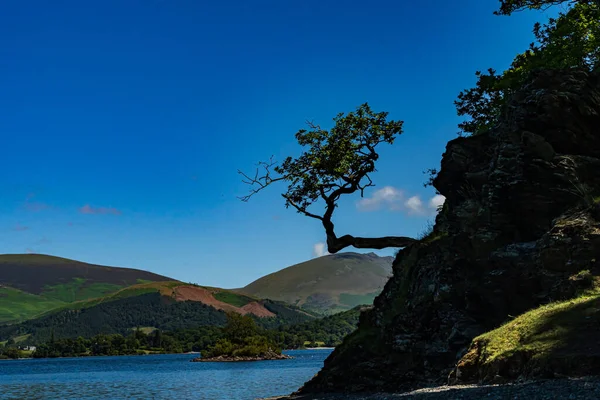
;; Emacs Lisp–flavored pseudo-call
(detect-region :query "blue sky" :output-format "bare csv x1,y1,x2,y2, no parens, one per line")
1,0,557,288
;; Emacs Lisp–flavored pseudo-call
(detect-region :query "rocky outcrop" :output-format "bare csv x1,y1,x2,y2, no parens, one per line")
191,350,292,362
297,69,600,394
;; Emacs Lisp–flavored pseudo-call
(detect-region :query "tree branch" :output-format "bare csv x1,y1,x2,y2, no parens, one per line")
326,234,417,254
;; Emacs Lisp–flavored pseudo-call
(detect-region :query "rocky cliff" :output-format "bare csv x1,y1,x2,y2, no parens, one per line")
298,68,600,394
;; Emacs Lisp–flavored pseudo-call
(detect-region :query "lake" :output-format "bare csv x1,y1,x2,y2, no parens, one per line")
0,349,333,399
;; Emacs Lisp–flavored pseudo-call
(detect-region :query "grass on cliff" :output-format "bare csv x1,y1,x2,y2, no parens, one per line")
468,275,600,371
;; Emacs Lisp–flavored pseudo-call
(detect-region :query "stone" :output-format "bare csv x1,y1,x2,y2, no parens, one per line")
295,69,600,395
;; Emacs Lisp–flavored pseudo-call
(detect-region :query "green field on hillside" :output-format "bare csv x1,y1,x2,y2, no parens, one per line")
0,287,65,323
42,278,125,302
213,291,254,307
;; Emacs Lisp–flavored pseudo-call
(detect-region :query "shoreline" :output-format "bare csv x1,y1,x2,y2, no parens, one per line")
6,348,320,361
263,377,600,400
192,351,293,362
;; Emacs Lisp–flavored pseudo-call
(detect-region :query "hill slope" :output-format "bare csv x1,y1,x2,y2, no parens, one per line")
0,254,172,323
0,254,171,296
0,282,316,344
238,252,393,314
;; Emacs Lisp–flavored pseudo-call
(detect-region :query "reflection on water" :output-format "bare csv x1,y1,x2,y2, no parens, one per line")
0,349,332,400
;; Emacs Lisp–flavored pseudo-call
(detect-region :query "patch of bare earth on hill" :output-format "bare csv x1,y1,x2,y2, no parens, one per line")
240,301,275,317
172,285,274,317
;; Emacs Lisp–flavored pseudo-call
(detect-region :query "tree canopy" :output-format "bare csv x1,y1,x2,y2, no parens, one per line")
495,0,598,15
239,103,416,254
457,1,600,135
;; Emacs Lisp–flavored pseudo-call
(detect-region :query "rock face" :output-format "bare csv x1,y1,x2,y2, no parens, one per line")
191,350,292,362
298,69,600,394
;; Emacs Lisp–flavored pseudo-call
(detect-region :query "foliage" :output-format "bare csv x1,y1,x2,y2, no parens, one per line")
240,103,415,253
222,313,259,344
19,304,363,360
0,347,22,359
203,313,281,358
266,306,363,349
0,293,228,344
0,292,316,345
456,1,600,136
495,0,597,15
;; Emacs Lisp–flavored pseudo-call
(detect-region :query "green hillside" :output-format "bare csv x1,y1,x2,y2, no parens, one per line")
0,254,172,324
0,287,65,323
237,252,394,314
0,290,316,345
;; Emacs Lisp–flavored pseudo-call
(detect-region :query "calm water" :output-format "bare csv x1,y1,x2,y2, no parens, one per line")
0,349,333,400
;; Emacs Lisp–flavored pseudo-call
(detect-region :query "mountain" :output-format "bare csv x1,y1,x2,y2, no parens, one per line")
0,282,315,344
237,252,394,314
0,254,316,343
0,254,171,323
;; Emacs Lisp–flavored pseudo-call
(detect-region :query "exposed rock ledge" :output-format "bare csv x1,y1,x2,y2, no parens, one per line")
191,351,292,362
294,68,600,395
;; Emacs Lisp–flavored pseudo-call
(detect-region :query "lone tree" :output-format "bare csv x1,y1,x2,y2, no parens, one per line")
238,103,416,254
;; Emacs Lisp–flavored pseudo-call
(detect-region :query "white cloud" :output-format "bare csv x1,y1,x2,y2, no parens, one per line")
312,242,330,258
356,186,403,211
429,194,446,210
356,186,445,216
404,195,424,215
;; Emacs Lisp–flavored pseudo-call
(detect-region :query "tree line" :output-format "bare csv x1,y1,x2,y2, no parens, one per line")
0,306,363,359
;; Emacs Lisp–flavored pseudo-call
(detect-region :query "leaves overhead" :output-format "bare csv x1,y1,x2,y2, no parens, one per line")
457,1,600,136
495,0,598,15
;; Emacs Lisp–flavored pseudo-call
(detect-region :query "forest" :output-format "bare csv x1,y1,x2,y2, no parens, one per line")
0,305,363,359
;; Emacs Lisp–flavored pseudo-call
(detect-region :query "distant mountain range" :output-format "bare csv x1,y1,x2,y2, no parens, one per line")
237,252,394,314
0,251,394,343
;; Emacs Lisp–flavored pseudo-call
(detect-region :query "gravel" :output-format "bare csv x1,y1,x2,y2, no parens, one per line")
263,378,600,400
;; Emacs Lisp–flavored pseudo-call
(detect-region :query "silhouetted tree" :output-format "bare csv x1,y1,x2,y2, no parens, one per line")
239,103,416,254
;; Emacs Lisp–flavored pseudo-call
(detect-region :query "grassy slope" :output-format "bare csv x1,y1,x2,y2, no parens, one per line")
238,252,394,313
0,254,174,324
0,287,65,323
457,280,600,381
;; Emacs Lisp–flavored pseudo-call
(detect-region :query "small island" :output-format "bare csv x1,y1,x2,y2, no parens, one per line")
191,312,292,362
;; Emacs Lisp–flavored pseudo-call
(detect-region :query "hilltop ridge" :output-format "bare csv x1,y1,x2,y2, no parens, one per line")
238,252,393,314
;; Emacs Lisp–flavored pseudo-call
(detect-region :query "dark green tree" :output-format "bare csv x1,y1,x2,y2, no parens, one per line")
495,0,599,15
456,1,600,136
223,313,258,345
239,103,416,254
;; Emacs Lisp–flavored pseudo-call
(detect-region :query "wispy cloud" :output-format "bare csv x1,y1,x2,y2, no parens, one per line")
312,242,330,258
25,248,37,254
79,204,122,215
405,196,424,215
356,186,404,211
357,186,445,216
13,224,29,231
